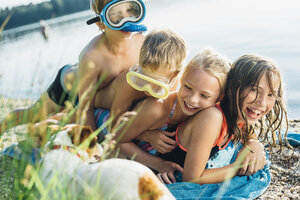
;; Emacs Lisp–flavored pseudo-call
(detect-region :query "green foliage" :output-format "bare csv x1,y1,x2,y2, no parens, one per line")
0,0,90,30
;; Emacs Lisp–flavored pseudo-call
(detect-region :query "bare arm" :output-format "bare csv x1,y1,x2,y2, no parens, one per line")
182,108,224,183
137,130,177,154
118,142,183,183
238,138,266,176
76,57,100,130
193,140,265,184
109,80,141,130
116,98,167,143
182,108,265,184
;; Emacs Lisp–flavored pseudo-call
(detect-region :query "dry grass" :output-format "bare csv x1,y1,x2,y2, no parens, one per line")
0,96,299,199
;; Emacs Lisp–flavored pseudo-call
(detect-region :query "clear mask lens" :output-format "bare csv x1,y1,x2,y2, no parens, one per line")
106,0,144,28
126,69,170,99
131,76,167,95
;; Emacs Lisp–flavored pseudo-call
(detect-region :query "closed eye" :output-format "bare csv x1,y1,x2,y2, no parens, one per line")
201,94,209,99
250,88,257,92
184,84,192,90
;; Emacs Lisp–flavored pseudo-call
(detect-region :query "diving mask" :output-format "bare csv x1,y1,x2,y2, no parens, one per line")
126,67,170,99
87,0,147,32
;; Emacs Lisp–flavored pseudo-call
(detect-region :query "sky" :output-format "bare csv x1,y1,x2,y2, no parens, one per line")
0,0,49,9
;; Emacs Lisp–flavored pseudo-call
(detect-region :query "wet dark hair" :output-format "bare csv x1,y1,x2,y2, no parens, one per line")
220,54,288,146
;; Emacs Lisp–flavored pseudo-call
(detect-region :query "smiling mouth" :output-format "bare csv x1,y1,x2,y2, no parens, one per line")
246,107,263,119
184,101,199,111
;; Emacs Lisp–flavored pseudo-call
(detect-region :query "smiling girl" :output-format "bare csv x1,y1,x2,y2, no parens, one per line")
156,54,287,184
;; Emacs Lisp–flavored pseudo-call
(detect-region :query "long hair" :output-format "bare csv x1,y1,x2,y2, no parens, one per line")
220,54,288,146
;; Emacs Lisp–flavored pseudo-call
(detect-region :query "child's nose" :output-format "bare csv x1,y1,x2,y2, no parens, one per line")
189,93,201,105
257,94,267,107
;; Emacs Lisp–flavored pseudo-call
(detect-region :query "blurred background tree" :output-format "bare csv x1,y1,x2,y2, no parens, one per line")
0,0,90,30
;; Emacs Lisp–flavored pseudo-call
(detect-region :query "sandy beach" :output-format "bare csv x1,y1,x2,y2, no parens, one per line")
0,96,299,199
258,119,300,200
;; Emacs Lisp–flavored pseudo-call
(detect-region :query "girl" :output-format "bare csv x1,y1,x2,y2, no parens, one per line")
116,49,266,180
156,54,286,184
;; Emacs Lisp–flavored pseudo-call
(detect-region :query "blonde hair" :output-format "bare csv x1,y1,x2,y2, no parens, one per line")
182,48,231,100
90,0,112,14
139,29,187,75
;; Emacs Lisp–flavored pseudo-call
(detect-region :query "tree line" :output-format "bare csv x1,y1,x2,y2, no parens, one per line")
0,0,90,30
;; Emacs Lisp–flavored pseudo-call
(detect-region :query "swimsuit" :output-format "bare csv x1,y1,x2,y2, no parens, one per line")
94,108,111,142
158,104,232,168
47,64,78,107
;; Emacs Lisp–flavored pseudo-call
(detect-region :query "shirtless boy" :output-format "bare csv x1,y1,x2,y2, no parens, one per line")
0,0,146,134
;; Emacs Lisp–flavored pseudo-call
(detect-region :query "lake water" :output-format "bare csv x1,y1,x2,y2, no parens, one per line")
0,0,299,118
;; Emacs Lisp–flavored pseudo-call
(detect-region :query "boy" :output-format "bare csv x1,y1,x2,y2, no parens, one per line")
0,0,146,134
92,29,187,139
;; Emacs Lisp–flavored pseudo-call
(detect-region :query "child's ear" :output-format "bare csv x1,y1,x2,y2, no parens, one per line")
96,22,105,32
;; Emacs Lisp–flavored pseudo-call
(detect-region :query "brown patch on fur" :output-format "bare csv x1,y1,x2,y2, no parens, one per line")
28,119,97,148
138,172,163,200
63,125,97,148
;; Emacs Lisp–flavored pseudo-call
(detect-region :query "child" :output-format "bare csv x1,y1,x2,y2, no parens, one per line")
93,29,187,139
115,49,266,180
156,54,287,184
0,0,146,134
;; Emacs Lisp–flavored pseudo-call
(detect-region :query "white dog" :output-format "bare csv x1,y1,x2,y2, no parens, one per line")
35,122,175,200
40,149,175,200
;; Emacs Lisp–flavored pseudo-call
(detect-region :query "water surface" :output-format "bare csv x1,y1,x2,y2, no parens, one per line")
0,0,299,118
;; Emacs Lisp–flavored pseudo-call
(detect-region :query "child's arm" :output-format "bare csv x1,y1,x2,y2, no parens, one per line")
136,130,177,154
181,107,226,183
118,142,183,183
238,138,266,176
76,56,100,130
176,107,265,185
109,77,142,130
189,142,263,184
115,98,167,143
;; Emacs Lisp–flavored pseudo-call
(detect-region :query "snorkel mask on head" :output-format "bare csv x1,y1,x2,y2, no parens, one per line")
87,0,147,32
126,66,171,99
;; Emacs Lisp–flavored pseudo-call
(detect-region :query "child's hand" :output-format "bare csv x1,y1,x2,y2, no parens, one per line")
156,161,183,184
238,139,266,176
147,131,177,153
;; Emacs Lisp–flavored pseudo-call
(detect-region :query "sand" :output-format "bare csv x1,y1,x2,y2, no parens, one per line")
0,97,299,199
258,119,300,200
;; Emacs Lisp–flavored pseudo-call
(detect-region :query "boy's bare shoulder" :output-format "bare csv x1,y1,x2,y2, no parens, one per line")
114,72,134,92
141,96,173,119
80,34,104,57
113,73,144,98
79,34,107,70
